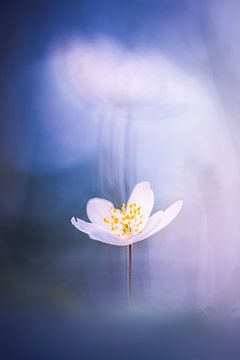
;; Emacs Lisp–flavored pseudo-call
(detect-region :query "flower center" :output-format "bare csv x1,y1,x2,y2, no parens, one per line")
103,202,143,239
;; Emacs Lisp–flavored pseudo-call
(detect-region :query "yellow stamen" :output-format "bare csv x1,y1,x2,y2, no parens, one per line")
103,201,143,240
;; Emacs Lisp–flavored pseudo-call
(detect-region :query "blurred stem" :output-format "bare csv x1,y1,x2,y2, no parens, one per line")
128,243,134,306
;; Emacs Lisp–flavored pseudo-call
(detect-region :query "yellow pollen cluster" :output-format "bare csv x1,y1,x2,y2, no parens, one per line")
103,202,143,239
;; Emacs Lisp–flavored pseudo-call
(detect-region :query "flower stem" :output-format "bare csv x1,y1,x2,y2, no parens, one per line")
128,243,134,307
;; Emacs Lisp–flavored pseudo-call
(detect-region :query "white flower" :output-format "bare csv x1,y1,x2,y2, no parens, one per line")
71,182,183,246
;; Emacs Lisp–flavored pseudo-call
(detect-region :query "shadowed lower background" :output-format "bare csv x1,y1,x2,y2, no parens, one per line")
1,0,240,358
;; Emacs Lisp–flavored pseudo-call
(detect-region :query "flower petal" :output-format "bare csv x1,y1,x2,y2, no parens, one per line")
89,230,130,246
133,209,164,242
127,181,154,225
71,217,126,245
86,198,114,227
71,217,100,234
133,200,183,243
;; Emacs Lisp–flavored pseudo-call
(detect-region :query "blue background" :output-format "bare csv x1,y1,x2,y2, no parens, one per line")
1,0,240,358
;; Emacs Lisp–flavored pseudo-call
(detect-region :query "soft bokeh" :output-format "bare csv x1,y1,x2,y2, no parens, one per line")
1,0,240,358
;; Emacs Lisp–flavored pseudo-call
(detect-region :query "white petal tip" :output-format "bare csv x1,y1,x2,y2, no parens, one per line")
138,181,151,189
175,200,184,211
167,200,183,220
71,217,76,224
